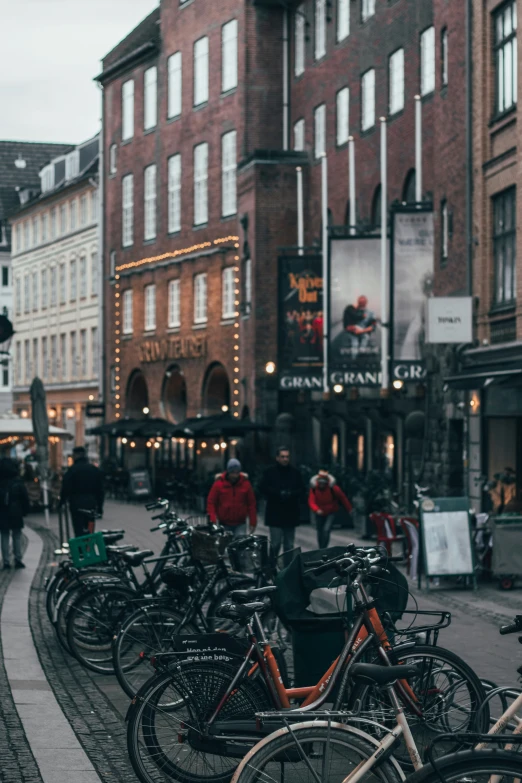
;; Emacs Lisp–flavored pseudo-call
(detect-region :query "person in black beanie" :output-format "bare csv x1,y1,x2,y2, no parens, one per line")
259,446,305,567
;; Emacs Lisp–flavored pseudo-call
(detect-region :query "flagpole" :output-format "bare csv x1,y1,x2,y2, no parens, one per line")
380,117,389,391
415,95,422,202
348,136,356,235
296,166,304,255
321,153,329,393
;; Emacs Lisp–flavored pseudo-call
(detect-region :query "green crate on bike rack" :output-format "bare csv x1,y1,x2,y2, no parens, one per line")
68,532,107,568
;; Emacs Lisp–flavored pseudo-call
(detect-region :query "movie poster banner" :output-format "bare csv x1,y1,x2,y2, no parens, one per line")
278,255,324,391
329,237,383,387
391,209,434,382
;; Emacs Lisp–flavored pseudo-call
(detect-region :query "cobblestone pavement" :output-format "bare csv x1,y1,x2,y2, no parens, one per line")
0,502,520,783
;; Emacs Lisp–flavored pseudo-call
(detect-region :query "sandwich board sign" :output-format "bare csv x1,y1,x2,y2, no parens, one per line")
419,497,476,589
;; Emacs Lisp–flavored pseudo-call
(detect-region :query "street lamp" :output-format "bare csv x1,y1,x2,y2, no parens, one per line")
333,384,344,394
392,380,404,390
265,361,276,374
143,406,150,415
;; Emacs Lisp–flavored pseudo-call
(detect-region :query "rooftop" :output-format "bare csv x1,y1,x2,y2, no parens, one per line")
96,7,160,83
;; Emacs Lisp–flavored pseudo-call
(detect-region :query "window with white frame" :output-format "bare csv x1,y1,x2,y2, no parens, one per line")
70,258,77,301
494,1,517,114
71,331,77,378
168,154,182,233
243,257,252,314
441,199,449,264
144,66,158,130
51,335,57,379
24,221,30,249
13,277,19,312
42,336,48,380
122,174,134,247
92,327,98,377
194,36,209,106
50,267,57,306
441,27,448,86
361,68,375,130
16,225,21,253
1,267,7,288
60,204,67,234
389,48,405,114
24,275,29,312
60,334,67,379
33,338,38,379
420,26,435,96
222,19,238,92
70,199,77,231
65,150,79,181
194,273,207,324
91,252,98,296
294,118,305,151
144,284,156,331
168,279,181,328
80,329,87,377
91,189,98,221
222,267,236,319
41,213,48,243
314,103,326,158
32,216,38,246
41,165,54,193
338,0,350,40
110,250,116,277
361,0,375,22
315,0,326,59
16,342,21,384
123,289,133,334
60,264,66,304
80,256,87,298
144,164,157,240
194,142,209,226
222,130,237,217
168,52,182,118
109,144,117,174
24,340,30,382
51,208,57,239
295,4,305,76
336,87,349,145
41,268,48,309
32,272,38,311
122,79,134,140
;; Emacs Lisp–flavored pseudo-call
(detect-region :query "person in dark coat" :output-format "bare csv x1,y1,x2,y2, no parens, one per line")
0,458,30,569
60,447,104,538
259,446,305,567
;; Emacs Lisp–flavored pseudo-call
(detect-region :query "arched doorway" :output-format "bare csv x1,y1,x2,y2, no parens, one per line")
402,169,417,203
125,370,149,418
161,365,187,423
202,363,230,415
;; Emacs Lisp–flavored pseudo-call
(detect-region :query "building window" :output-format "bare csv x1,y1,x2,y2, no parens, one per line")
41,336,48,380
16,342,21,385
109,144,117,174
372,185,382,229
33,338,38,379
441,199,449,264
336,87,349,145
144,66,158,130
70,259,77,301
1,365,8,389
144,284,156,331
80,256,87,298
361,0,375,22
295,4,305,76
51,208,57,239
493,187,516,305
24,340,30,383
243,257,252,315
441,27,448,86
123,289,133,334
110,250,116,277
389,48,405,115
91,327,98,378
168,279,181,328
194,142,209,226
80,194,87,225
361,68,375,130
2,267,8,288
41,268,48,308
168,154,182,233
15,224,21,253
51,335,57,379
70,331,77,378
420,26,435,96
315,0,326,60
314,103,326,158
24,221,30,249
91,189,98,221
24,275,30,313
122,174,134,247
168,51,182,119
41,213,48,243
91,252,98,296
70,199,77,231
50,267,57,306
122,79,134,140
144,164,157,240
80,329,87,377
194,36,209,106
294,118,305,151
194,273,208,324
222,19,238,92
338,0,350,40
15,278,21,315
60,263,66,304
60,334,67,379
32,216,38,247
494,0,517,114
222,267,235,319
222,130,237,217
32,272,38,312
60,203,67,235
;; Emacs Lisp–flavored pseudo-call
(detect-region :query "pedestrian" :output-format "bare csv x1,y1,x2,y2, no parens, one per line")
60,446,104,538
207,458,257,537
308,468,353,549
260,446,305,567
0,458,30,569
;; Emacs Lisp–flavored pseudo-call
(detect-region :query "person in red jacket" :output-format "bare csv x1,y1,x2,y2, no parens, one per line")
207,459,257,537
308,468,353,549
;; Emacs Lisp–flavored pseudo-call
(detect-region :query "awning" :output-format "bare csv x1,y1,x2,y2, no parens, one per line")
0,417,72,439
444,368,522,390
87,417,179,438
173,413,271,438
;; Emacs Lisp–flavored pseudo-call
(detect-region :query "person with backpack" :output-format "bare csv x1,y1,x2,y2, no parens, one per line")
308,468,353,549
0,458,30,569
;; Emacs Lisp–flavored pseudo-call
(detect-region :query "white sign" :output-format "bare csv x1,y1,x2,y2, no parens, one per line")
423,511,473,576
426,297,472,344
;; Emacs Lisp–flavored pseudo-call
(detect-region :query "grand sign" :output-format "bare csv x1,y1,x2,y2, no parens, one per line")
139,336,207,363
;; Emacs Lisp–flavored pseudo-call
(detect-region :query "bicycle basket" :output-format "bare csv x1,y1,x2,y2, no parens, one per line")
190,527,232,564
68,532,107,568
228,535,269,573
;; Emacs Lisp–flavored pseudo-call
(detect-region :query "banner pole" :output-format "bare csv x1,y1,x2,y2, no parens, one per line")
321,153,329,393
380,117,389,392
296,166,304,255
415,95,422,202
348,136,356,236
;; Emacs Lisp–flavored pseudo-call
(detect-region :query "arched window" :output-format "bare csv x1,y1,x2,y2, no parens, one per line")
371,185,382,230
402,169,416,203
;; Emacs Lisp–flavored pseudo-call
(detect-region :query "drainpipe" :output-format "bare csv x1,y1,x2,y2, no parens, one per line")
97,83,106,456
465,0,473,297
282,9,290,150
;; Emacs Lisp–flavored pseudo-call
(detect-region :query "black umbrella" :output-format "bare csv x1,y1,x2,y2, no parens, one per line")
30,378,50,526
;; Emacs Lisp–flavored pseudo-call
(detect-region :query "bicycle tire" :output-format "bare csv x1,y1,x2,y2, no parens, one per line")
127,661,271,783
405,749,522,783
113,604,199,697
231,723,403,783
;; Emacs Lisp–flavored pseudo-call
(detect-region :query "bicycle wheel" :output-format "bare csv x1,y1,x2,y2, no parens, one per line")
46,569,70,623
66,585,136,673
405,749,522,783
127,661,271,783
347,644,489,764
232,723,402,783
114,604,199,697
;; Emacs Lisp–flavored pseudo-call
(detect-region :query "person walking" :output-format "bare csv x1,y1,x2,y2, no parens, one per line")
207,459,257,537
260,446,305,567
308,468,353,549
60,447,104,538
0,458,30,569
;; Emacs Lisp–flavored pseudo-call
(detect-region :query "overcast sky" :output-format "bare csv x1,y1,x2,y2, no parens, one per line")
1,0,159,145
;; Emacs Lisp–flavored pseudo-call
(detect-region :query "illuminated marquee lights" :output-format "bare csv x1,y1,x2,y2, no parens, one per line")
115,236,240,273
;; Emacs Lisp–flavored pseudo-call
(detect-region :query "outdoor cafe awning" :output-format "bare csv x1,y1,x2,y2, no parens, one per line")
0,417,72,439
88,414,271,439
444,368,522,390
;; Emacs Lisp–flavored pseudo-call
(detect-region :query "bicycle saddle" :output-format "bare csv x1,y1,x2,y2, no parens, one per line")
229,586,277,603
216,601,266,620
100,529,125,536
106,544,138,554
102,532,125,545
122,549,153,566
351,663,420,686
